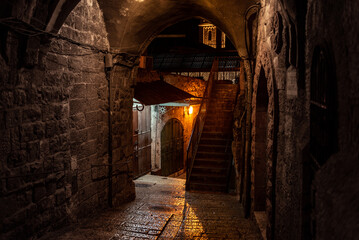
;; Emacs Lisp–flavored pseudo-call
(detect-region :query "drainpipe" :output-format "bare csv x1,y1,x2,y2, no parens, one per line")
105,53,113,208
243,59,253,218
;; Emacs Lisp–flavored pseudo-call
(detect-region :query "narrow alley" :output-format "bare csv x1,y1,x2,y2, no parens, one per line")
41,175,262,239
1,0,359,239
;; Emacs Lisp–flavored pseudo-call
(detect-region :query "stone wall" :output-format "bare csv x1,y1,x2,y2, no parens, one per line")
231,1,305,239
50,0,111,220
306,0,359,239
150,74,206,173
0,0,135,238
241,0,359,239
109,66,136,206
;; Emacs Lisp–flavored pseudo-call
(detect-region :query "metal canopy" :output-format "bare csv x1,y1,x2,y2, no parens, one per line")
153,52,240,72
134,80,199,105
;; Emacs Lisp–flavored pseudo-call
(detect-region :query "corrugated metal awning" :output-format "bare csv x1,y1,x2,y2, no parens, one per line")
153,52,240,72
134,81,198,105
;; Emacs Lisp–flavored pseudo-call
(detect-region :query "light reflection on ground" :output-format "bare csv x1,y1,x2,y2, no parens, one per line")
41,175,261,239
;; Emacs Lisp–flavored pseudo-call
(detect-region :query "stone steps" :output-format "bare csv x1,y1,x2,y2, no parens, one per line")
187,82,236,193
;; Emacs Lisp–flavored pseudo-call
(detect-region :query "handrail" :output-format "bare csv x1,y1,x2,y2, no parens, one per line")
185,56,242,190
186,57,219,188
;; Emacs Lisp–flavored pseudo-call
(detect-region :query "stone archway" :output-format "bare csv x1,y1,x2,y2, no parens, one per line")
96,0,258,56
251,47,277,240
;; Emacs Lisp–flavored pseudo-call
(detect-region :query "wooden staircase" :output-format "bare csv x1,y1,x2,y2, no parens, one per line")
187,81,237,192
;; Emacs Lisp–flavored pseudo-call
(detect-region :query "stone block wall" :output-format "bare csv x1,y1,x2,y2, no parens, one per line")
49,0,112,220
306,0,359,239
0,0,135,238
231,0,306,239
110,66,136,206
238,0,359,239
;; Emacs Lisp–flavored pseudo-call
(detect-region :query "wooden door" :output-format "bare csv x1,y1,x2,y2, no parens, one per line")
132,110,139,177
133,106,151,178
161,119,184,176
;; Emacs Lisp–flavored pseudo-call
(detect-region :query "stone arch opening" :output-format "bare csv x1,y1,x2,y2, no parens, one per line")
251,48,277,240
302,44,338,240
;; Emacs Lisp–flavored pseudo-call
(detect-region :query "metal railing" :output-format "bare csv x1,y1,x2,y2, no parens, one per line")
186,58,219,188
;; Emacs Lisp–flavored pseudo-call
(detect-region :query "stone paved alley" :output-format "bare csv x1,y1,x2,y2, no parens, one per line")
41,175,262,239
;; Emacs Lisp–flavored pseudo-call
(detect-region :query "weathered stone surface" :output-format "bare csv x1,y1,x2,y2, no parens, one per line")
33,184,47,203
0,0,133,238
40,175,262,239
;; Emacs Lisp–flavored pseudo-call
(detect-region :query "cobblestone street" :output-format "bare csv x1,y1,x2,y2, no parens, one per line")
41,175,262,239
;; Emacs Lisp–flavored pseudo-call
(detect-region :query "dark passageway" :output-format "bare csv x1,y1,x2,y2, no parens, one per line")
1,0,359,240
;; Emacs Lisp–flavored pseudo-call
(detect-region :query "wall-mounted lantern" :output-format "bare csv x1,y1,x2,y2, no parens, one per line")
185,106,193,115
188,106,193,115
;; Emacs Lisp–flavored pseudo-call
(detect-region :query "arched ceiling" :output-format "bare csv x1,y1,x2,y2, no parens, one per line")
97,0,259,57
0,0,261,58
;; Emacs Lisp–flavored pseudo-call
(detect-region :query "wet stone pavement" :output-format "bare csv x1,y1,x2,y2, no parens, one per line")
41,175,262,239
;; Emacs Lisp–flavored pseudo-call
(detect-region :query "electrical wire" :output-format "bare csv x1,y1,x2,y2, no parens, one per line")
0,17,135,57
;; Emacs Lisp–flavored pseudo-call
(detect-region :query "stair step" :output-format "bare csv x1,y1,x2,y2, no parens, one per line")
214,80,235,84
207,107,234,112
202,128,232,134
212,89,237,92
188,182,227,192
208,101,234,105
204,121,233,126
208,107,234,111
197,144,227,152
205,119,233,126
201,132,232,139
207,109,233,113
192,163,227,169
200,138,228,145
190,176,227,185
202,127,232,133
195,157,228,163
209,101,235,105
192,167,227,176
213,86,237,89
213,88,237,92
205,114,233,119
213,87,237,91
196,151,232,159
185,81,237,194
204,120,232,125
211,95,236,100
191,171,227,178
193,161,227,169
210,98,236,102
205,115,233,120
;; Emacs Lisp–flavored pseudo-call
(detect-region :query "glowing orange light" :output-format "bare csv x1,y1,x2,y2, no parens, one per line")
189,106,193,115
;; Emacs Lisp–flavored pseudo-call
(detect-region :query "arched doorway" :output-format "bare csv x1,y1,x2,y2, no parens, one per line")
302,45,337,240
161,118,184,176
251,49,277,240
